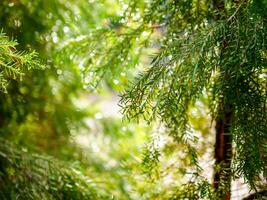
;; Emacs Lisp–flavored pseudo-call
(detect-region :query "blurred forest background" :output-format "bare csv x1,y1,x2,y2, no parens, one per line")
0,0,266,200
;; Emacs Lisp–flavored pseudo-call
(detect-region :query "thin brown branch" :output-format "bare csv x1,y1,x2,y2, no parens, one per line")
242,190,267,200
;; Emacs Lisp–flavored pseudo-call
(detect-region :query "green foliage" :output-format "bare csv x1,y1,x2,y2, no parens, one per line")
119,0,267,195
0,0,89,138
170,180,214,200
0,31,44,92
141,139,161,178
0,139,109,200
0,0,266,199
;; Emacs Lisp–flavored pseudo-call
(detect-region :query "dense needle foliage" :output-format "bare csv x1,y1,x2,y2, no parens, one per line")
122,0,267,187
0,0,266,199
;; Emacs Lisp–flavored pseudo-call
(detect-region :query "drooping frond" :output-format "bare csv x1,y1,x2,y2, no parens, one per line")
121,1,267,188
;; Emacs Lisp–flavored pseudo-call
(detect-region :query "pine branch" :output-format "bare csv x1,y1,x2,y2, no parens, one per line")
0,31,45,92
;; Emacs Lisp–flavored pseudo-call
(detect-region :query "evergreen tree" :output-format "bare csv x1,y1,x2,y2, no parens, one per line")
118,0,267,199
0,1,123,199
0,1,154,199
0,29,110,199
0,0,266,199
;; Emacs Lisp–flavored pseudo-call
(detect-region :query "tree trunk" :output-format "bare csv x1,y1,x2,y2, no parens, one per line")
211,1,235,198
213,102,233,200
